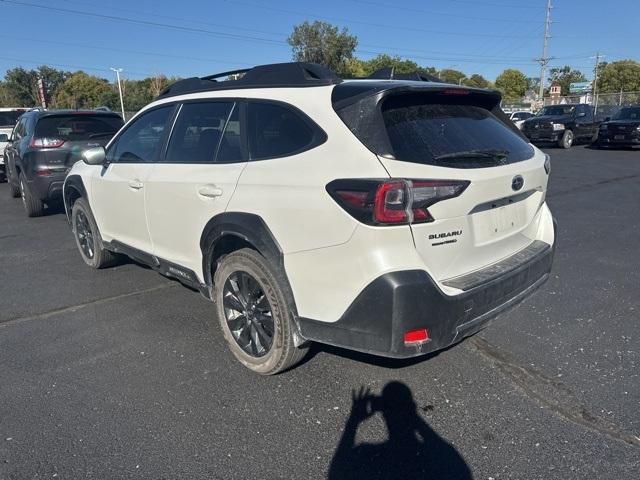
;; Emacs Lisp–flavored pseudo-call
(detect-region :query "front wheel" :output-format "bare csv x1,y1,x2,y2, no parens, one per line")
213,248,307,375
558,130,574,149
71,198,118,269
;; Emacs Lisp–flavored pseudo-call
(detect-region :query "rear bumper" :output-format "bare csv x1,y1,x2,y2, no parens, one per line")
29,175,65,201
298,229,556,358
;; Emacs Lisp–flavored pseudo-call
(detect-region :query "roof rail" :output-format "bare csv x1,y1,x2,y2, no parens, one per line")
366,67,443,83
157,62,341,99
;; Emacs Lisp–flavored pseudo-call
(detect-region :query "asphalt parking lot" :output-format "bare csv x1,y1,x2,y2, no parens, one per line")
0,145,638,479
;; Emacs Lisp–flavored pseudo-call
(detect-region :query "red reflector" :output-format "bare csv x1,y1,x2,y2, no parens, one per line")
335,190,368,208
404,329,429,345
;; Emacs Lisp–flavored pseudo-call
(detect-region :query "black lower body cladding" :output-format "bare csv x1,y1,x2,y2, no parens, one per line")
298,237,556,359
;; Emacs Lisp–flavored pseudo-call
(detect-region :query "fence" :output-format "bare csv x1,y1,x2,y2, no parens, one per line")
543,91,640,117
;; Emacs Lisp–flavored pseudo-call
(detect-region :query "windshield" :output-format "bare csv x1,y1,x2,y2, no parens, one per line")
382,100,534,168
613,107,640,120
35,115,123,141
0,111,23,127
537,105,575,116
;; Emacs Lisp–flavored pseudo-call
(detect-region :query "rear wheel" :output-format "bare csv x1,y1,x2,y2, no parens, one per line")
71,198,118,269
214,248,307,375
19,172,44,217
558,129,574,149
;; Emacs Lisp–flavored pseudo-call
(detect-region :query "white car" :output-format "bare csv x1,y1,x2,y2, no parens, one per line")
508,111,534,129
64,63,556,374
0,108,27,179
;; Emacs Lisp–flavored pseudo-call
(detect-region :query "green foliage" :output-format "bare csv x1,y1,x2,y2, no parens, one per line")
548,66,587,95
361,54,419,76
463,74,491,89
495,69,528,100
438,69,466,85
597,60,640,93
287,21,358,75
53,72,115,109
2,67,39,106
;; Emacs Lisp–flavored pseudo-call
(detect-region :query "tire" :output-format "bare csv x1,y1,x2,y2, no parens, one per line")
558,129,574,149
71,197,118,269
19,172,44,217
213,248,307,375
7,170,20,198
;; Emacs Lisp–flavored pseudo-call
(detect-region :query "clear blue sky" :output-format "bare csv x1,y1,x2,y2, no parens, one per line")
1,0,638,82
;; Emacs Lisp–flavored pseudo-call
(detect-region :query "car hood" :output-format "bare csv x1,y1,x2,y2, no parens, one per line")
602,119,640,127
524,115,573,125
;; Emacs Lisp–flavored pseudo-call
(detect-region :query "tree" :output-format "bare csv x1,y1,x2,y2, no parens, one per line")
53,72,115,109
2,67,39,106
35,66,69,104
495,69,528,100
596,60,640,93
463,74,490,89
361,54,419,76
438,69,466,85
548,66,587,95
287,21,357,75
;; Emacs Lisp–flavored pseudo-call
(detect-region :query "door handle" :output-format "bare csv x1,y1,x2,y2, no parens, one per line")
128,180,144,190
198,184,223,198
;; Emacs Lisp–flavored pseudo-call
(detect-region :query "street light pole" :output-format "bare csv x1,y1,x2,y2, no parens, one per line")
110,67,125,120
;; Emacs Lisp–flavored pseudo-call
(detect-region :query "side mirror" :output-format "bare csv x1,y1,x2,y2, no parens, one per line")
81,146,107,166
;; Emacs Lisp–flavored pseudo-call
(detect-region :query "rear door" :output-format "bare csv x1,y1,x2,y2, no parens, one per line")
376,91,548,282
144,100,247,277
91,105,175,252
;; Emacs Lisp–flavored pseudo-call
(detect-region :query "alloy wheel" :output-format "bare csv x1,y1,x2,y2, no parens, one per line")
75,210,95,259
222,271,274,357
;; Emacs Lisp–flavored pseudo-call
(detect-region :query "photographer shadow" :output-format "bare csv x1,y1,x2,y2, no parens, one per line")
328,382,472,480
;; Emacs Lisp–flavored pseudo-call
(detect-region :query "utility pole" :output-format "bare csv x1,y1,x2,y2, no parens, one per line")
591,53,603,115
535,0,553,106
110,67,125,120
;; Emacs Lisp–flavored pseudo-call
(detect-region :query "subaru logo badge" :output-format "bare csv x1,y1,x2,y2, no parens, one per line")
511,175,524,191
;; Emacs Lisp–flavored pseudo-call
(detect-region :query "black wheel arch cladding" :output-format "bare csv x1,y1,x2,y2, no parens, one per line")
200,212,300,316
64,175,88,221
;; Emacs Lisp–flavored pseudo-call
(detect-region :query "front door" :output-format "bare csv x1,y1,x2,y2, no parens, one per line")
91,105,175,253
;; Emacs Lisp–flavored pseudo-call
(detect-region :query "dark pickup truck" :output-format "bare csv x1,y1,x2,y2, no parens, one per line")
594,105,640,148
521,104,599,149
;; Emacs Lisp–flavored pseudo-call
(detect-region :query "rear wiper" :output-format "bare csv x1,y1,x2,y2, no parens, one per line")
434,149,509,161
88,131,116,139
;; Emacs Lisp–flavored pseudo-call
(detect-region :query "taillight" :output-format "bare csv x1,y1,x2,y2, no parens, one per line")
29,137,65,149
328,178,469,226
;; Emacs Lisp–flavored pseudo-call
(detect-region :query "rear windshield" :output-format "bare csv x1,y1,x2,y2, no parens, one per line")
35,115,123,141
0,111,22,127
382,99,534,168
613,107,640,120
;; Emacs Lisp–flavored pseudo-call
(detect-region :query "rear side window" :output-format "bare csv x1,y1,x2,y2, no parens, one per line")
109,106,174,163
247,102,322,160
35,115,123,141
382,97,534,168
165,101,233,163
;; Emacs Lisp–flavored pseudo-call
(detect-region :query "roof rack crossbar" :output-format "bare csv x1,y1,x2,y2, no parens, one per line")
157,62,341,99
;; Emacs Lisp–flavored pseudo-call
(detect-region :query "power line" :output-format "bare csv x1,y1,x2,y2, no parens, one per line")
220,0,542,39
345,0,541,24
0,55,150,78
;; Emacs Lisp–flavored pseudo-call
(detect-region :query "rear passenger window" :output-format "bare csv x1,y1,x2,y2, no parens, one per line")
216,105,244,163
165,102,233,163
247,102,319,160
110,105,174,163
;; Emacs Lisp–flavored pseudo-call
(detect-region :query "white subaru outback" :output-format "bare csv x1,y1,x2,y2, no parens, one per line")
64,63,556,375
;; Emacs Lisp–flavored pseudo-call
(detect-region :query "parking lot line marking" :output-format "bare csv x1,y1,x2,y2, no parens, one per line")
469,336,640,448
0,283,177,329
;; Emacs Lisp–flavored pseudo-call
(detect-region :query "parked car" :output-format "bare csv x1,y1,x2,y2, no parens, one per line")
594,106,640,148
521,104,599,148
5,109,123,216
0,108,27,181
64,62,556,374
507,111,534,129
